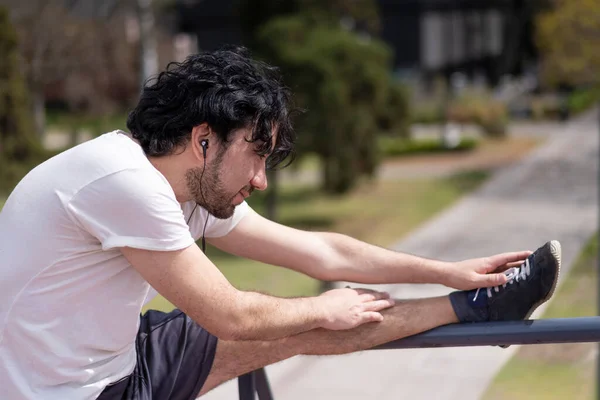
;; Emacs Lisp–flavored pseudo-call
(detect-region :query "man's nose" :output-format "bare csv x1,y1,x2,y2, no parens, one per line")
251,167,268,191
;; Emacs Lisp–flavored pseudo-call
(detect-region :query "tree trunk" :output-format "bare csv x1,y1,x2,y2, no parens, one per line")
32,86,45,140
322,155,335,193
136,0,159,89
69,126,79,147
265,169,278,221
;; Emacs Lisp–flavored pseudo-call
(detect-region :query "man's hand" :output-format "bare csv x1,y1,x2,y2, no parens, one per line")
443,250,533,290
318,288,395,330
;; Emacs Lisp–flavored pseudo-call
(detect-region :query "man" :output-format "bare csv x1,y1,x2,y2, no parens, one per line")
0,47,560,399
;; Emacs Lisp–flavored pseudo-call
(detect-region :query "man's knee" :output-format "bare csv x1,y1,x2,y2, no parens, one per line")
200,339,298,395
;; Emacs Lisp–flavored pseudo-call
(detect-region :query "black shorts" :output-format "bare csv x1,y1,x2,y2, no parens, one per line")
98,309,218,400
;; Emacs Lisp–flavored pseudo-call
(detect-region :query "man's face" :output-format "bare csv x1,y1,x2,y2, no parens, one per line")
185,128,272,219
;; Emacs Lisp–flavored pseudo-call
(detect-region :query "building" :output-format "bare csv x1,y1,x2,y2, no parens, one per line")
176,0,538,88
379,0,537,87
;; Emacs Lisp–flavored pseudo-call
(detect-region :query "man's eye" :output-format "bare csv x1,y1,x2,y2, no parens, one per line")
255,146,271,159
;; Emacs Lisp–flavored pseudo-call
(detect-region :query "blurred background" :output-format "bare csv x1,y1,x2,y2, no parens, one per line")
0,1,598,399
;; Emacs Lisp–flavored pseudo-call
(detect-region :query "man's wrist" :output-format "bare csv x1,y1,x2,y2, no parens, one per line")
306,295,330,329
420,259,450,285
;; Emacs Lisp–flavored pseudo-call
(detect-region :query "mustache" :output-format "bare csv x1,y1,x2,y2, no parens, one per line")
241,186,254,196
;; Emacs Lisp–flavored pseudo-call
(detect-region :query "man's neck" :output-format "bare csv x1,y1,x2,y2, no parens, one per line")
148,155,191,203
119,131,192,203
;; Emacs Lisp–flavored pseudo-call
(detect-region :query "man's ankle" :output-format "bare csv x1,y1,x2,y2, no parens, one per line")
444,295,460,324
449,290,489,323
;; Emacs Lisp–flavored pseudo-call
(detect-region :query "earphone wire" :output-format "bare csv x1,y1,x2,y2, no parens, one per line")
186,146,210,254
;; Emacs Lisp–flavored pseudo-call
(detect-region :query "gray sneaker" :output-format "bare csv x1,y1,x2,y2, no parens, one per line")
449,240,561,324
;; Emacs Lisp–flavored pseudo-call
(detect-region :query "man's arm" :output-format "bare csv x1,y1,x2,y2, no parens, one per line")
209,209,532,290
121,244,394,341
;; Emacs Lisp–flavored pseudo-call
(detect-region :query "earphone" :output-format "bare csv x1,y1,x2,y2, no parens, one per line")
186,138,210,254
200,139,209,158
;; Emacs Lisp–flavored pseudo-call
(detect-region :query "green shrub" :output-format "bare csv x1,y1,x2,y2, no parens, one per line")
529,95,564,120
411,102,444,124
446,95,508,138
568,87,600,115
378,136,478,158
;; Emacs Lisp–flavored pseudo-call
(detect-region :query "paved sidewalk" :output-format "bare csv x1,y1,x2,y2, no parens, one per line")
280,120,561,185
203,109,598,400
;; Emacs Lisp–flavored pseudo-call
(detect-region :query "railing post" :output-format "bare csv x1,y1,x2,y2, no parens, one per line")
238,371,256,400
255,368,274,400
596,103,600,400
238,368,273,400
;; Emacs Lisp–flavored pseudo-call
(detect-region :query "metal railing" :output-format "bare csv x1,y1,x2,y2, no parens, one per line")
237,317,600,400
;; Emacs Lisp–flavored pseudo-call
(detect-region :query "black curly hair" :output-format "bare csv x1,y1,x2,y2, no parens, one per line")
126,46,296,169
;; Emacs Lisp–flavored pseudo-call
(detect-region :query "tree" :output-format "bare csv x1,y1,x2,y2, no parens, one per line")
257,15,399,193
297,0,381,34
0,0,136,139
0,0,97,138
0,6,45,193
238,0,381,45
238,0,298,49
136,0,159,88
236,0,408,223
536,0,600,87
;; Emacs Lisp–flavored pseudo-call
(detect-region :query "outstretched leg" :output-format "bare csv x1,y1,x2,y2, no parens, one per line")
200,240,561,396
200,295,456,395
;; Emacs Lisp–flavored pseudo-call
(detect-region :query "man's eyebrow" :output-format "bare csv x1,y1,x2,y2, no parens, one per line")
253,140,274,155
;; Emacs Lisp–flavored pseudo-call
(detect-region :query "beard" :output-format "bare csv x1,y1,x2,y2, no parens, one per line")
185,157,237,219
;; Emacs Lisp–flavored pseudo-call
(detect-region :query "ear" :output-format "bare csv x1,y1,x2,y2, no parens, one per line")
191,123,210,141
190,123,211,160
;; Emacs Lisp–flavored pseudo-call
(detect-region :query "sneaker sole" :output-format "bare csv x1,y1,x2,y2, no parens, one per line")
524,240,562,321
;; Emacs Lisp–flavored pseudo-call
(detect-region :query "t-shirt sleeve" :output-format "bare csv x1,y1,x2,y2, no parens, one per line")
66,168,195,251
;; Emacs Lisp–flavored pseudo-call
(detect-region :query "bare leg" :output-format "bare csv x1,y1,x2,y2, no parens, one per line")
199,296,457,395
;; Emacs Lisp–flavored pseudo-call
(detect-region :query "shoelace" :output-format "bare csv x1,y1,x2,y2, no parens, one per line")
472,259,532,302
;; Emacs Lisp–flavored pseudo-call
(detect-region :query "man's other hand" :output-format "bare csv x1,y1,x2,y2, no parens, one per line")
443,250,533,291
318,288,395,330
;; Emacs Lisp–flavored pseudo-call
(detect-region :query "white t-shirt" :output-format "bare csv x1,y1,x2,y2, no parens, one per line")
0,131,249,399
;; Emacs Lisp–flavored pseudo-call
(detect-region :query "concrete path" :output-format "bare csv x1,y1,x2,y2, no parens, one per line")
280,120,562,185
203,109,598,400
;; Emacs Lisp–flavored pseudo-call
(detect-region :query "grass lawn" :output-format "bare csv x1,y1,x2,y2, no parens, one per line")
484,233,599,400
144,170,489,312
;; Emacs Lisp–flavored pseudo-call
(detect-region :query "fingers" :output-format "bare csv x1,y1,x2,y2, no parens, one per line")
506,260,526,268
491,260,526,273
352,288,378,295
478,272,508,287
486,251,532,270
358,292,391,303
359,312,384,323
352,288,391,300
360,298,396,312
490,264,511,274
478,255,529,287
